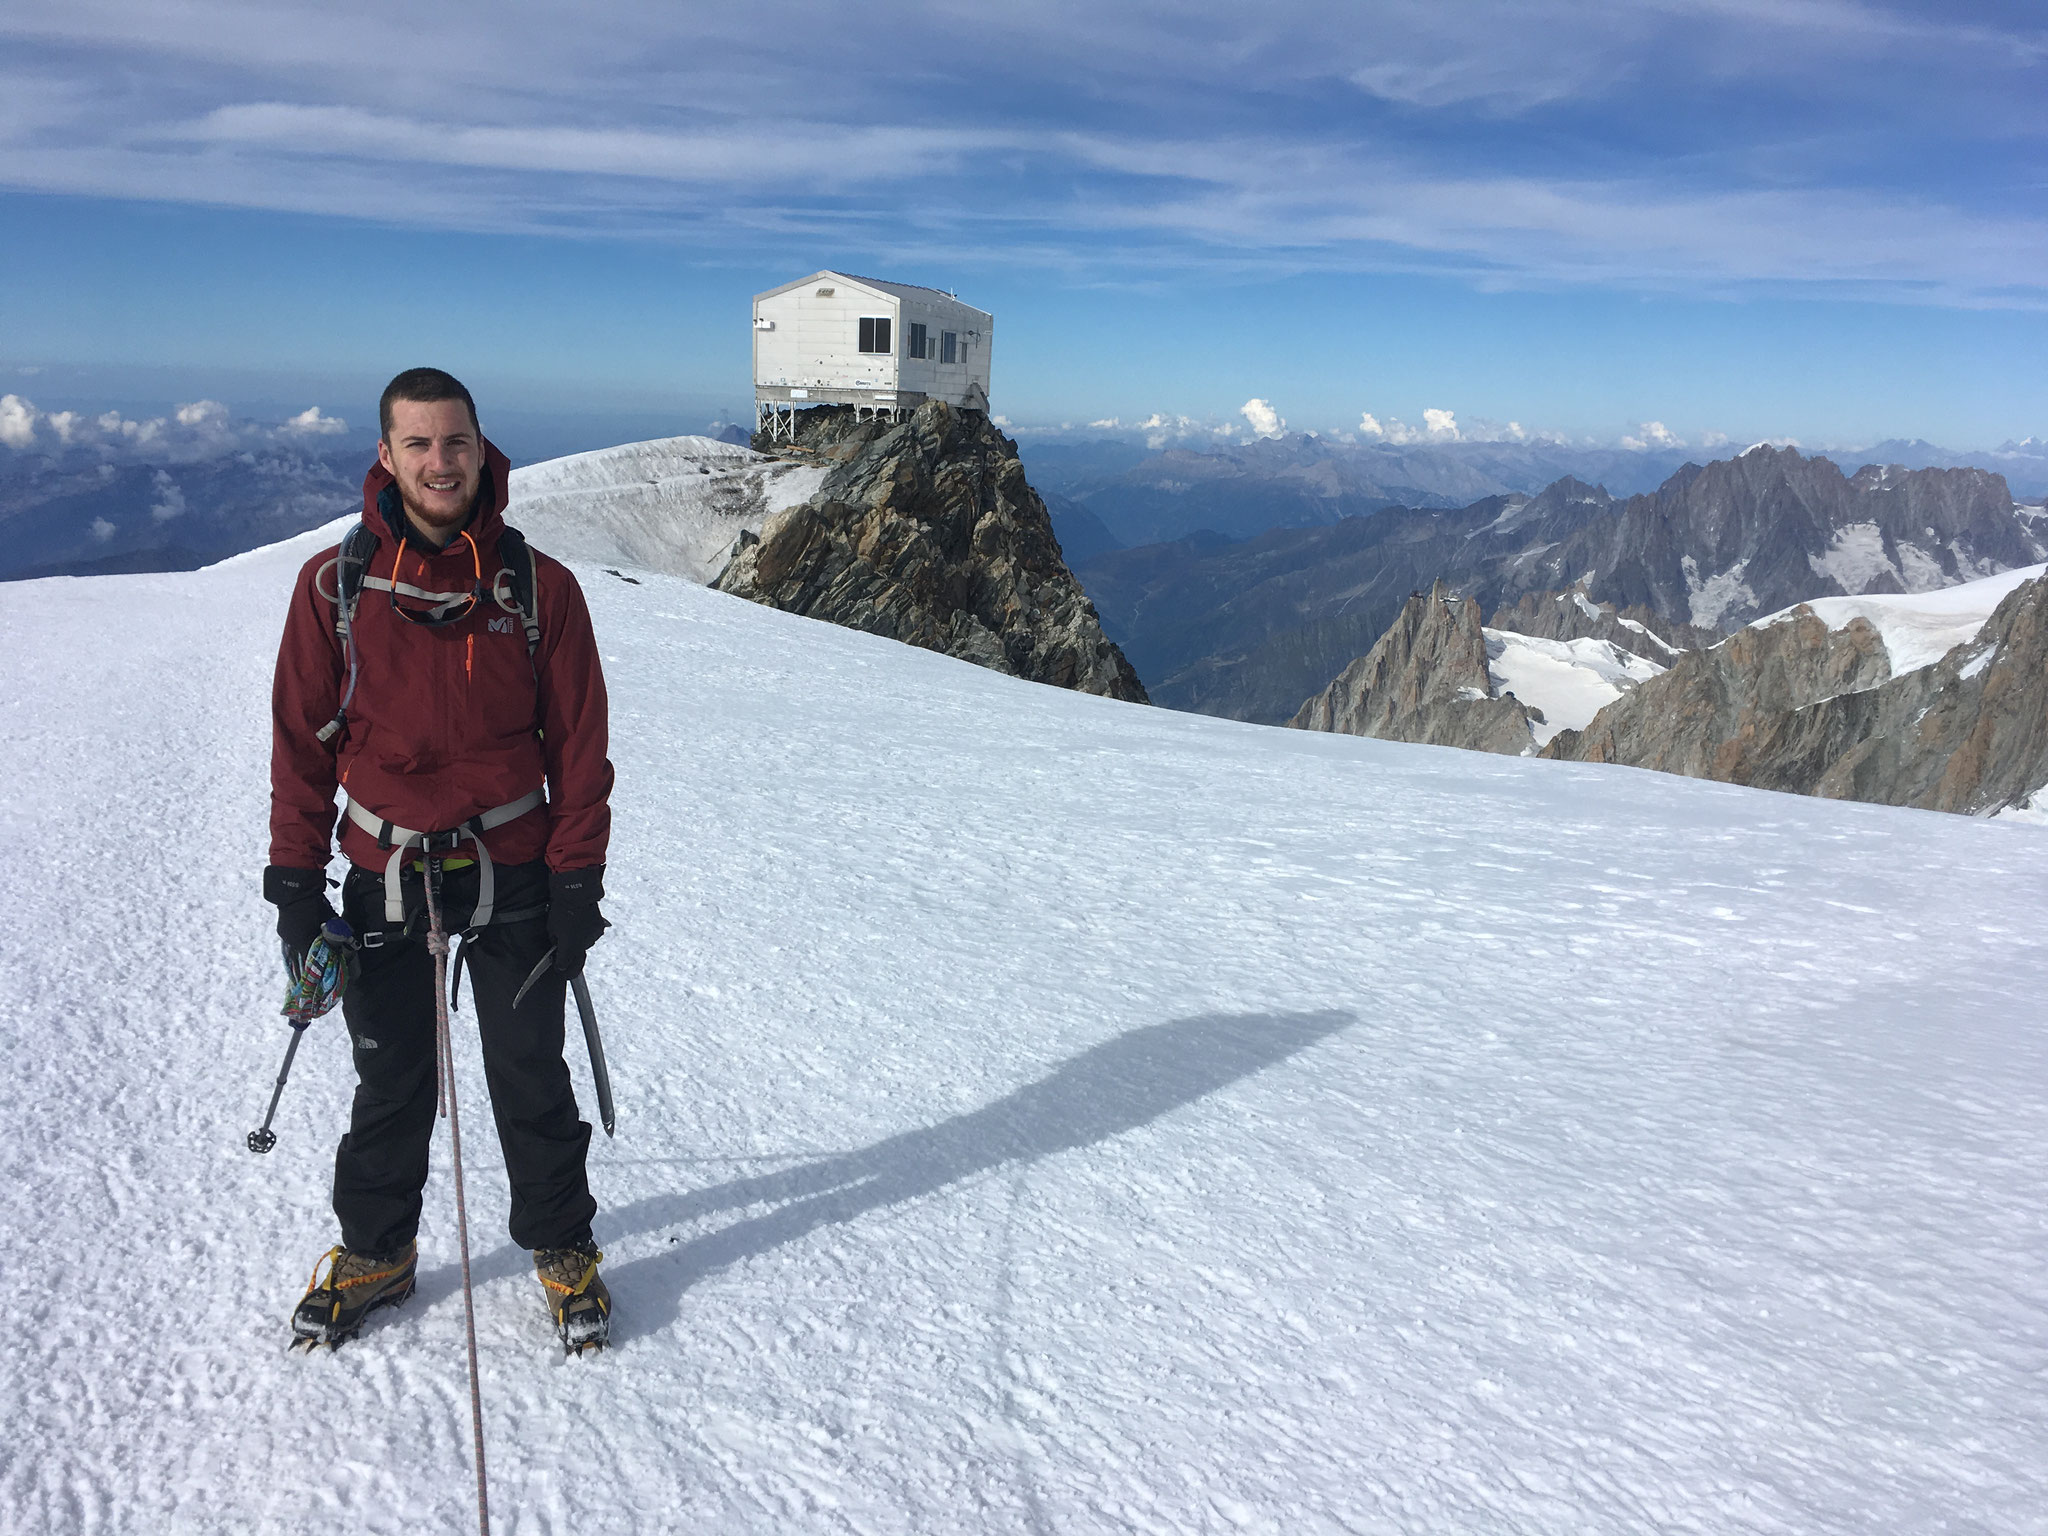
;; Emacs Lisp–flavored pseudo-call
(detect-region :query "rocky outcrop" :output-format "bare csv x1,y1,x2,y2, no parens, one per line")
1488,584,1714,655
717,403,1148,703
1755,577,2048,812
1290,582,1539,753
1545,575,2048,814
1542,611,1894,779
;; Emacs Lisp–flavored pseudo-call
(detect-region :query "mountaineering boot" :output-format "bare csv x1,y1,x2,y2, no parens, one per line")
290,1241,418,1349
535,1240,610,1354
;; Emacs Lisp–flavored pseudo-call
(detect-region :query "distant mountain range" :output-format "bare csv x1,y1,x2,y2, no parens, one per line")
1075,445,2046,724
1022,431,2048,556
0,443,363,581
1285,565,2048,820
0,405,758,584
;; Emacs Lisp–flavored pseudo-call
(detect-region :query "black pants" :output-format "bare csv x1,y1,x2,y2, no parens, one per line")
333,859,596,1256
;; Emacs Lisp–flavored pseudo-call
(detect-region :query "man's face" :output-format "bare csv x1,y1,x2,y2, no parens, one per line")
378,397,482,545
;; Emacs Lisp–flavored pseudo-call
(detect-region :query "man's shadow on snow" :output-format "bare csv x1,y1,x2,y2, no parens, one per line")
594,1008,1355,1337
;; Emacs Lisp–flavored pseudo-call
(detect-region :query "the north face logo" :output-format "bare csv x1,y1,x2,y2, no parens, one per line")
488,616,515,634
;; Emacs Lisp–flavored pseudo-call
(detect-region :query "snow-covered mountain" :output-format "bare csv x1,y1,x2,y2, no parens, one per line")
3,517,2045,1532
1082,447,2042,724
505,434,827,584
0,405,795,585
1754,562,2045,673
1024,430,2048,548
1024,430,2048,552
1025,434,1701,547
0,433,364,580
1544,564,2048,814
1291,582,1666,754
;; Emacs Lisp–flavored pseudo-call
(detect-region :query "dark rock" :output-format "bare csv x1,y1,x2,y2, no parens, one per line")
1290,582,1538,754
718,403,1148,703
1488,585,1715,656
1543,574,2048,814
1541,610,1894,779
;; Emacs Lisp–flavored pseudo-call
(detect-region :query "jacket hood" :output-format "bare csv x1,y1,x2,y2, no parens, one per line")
359,436,514,558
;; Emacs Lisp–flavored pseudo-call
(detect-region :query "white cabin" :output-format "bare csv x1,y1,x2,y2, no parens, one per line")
753,271,993,442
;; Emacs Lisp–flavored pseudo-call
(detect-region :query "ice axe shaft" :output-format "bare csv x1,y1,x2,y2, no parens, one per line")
512,948,616,1138
571,973,615,1139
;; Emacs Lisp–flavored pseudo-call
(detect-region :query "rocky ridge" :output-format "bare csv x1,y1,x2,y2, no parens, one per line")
1076,447,2040,724
1539,611,1894,781
1545,575,2048,814
718,404,1147,703
1290,583,1548,754
1488,584,1716,656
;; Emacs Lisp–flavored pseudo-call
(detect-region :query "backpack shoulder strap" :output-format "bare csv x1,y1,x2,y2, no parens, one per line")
313,521,378,744
494,524,543,659
331,521,378,639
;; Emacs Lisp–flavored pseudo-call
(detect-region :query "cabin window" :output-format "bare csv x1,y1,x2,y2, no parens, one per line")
858,316,892,354
907,322,929,359
941,331,957,364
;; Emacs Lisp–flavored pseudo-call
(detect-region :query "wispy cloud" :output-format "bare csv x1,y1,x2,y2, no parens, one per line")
2,1,2044,302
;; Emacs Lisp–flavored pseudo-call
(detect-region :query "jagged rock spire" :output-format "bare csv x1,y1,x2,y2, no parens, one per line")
716,403,1148,703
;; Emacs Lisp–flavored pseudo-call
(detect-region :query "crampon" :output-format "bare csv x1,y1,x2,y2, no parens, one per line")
535,1242,611,1354
289,1242,417,1350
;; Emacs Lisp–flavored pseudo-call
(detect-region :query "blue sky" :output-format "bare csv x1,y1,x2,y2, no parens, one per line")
3,0,2045,455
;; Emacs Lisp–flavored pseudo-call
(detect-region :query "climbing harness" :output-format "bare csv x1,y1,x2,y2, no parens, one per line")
344,788,546,929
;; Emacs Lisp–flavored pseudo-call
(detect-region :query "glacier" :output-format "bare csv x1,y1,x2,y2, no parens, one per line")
0,510,2044,1534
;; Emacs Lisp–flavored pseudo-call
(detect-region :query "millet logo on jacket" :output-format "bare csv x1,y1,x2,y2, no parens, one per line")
489,616,515,634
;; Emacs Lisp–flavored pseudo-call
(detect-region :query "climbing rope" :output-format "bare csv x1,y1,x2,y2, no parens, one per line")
426,856,491,1536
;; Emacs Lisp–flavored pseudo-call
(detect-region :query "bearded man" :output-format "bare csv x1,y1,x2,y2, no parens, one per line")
264,366,615,1352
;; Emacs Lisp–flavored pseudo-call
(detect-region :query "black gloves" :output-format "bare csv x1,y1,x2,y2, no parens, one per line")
265,865,338,978
548,866,610,977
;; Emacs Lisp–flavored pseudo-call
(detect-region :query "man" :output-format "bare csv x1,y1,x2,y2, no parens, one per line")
265,367,615,1351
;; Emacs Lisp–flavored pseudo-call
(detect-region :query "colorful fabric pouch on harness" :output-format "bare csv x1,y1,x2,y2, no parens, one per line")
283,918,358,1025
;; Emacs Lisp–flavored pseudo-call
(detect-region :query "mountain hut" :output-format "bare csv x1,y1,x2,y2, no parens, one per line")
753,270,993,443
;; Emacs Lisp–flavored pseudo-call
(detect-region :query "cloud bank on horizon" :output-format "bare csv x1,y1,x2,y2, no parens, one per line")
0,392,355,460
2,0,2045,307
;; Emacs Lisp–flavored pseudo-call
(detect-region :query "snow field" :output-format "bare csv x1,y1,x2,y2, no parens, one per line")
1,525,2045,1534
1754,561,2046,675
503,436,827,584
1483,629,1663,747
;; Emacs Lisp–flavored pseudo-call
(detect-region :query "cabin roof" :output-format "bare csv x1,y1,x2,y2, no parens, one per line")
754,269,990,319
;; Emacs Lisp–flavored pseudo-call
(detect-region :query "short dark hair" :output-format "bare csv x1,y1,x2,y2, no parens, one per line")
379,367,479,441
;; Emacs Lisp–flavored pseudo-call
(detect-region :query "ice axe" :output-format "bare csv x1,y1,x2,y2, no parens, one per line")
513,950,616,1138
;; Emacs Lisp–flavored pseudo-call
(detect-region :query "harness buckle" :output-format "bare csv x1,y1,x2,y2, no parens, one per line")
422,829,464,854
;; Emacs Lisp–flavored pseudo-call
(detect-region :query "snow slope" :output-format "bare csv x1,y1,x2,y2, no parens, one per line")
1484,629,1664,747
2,530,2046,1535
504,436,827,584
1755,562,2046,675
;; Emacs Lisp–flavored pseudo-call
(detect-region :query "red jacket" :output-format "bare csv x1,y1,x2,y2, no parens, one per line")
269,441,613,875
